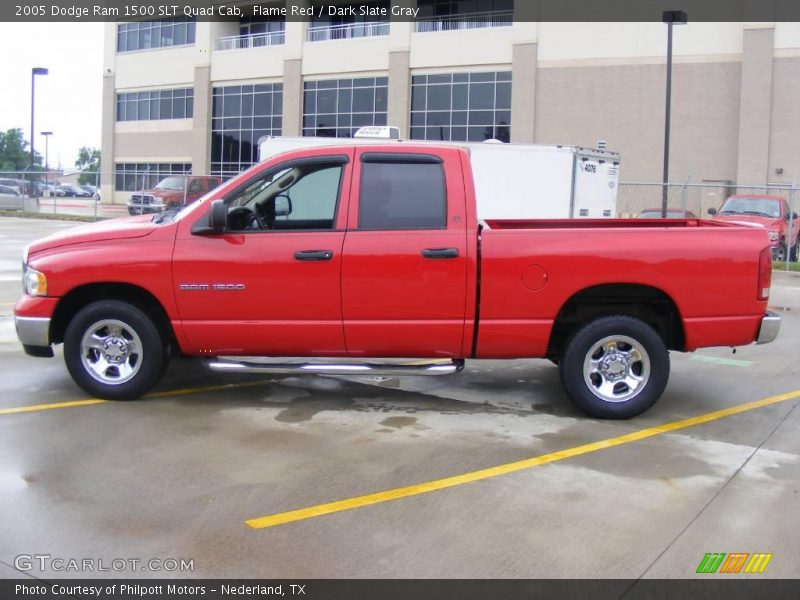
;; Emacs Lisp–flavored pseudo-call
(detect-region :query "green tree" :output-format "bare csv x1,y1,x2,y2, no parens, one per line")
75,146,101,185
0,128,42,173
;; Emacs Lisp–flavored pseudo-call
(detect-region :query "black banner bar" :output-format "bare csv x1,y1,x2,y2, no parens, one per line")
4,0,800,23
3,579,800,600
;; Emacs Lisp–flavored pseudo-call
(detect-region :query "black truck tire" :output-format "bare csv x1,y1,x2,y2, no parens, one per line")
63,300,167,400
559,315,670,419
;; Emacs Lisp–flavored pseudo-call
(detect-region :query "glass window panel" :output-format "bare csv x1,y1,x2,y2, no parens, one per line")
469,83,494,109
317,89,337,114
337,89,352,113
496,82,511,109
469,72,495,83
139,98,150,120
468,110,494,126
451,126,467,141
427,111,450,126
160,97,172,119
427,85,451,111
255,92,272,115
352,87,374,112
173,97,185,119
411,86,426,111
452,110,467,125
410,126,425,140
241,93,254,116
375,87,387,112
428,74,452,84
452,84,468,110
496,71,512,82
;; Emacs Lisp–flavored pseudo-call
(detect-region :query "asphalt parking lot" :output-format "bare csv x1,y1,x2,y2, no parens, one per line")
0,216,798,579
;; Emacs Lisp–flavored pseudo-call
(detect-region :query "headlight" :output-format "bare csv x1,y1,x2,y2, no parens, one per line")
23,266,47,296
768,231,780,241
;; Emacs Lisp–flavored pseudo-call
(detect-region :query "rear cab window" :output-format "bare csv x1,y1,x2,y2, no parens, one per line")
357,154,447,230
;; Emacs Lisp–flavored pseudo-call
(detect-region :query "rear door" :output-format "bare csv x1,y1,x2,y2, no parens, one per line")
341,148,469,357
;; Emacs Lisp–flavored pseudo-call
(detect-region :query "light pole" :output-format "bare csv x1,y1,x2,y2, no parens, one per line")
30,67,49,197
661,11,687,217
40,131,53,194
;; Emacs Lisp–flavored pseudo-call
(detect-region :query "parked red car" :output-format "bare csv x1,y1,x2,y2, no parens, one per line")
15,145,779,418
127,175,221,215
709,195,799,261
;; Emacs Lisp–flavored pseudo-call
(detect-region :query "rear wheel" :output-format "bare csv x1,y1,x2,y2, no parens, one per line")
559,316,669,418
64,300,167,400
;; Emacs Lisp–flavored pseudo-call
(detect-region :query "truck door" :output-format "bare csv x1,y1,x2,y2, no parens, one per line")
172,150,354,356
341,148,468,357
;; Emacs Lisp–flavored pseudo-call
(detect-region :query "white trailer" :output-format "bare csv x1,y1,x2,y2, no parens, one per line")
258,129,620,219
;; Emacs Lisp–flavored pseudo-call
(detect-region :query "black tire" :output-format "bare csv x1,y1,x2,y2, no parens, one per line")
559,316,669,419
791,240,799,262
63,300,168,400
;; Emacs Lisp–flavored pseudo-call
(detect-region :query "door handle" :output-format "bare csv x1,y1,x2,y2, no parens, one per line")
421,247,459,259
294,250,334,261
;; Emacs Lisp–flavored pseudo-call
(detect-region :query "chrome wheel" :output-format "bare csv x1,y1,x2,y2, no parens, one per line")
583,335,650,403
79,319,143,385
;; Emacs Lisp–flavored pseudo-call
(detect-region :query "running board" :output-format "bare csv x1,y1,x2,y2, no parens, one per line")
205,358,465,377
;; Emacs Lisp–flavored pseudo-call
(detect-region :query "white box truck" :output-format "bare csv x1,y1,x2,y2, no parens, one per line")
258,128,621,219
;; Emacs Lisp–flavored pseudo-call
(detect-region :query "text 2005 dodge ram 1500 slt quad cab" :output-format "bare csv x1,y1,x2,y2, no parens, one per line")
15,145,780,418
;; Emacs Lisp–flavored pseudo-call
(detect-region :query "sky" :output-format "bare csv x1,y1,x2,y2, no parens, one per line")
0,22,104,172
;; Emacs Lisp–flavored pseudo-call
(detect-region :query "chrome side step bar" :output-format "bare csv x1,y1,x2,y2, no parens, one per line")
205,358,465,377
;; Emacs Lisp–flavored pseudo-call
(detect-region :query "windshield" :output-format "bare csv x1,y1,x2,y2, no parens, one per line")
719,197,781,218
155,177,186,191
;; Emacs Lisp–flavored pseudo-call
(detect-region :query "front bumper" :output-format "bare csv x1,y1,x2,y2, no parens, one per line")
15,315,51,347
756,311,781,344
127,203,164,215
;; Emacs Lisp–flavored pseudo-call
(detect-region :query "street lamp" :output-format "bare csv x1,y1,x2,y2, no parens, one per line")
30,67,49,197
40,131,53,194
661,11,687,218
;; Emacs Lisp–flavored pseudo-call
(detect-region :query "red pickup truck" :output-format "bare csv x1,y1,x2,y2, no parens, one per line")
127,175,221,215
709,194,799,261
15,145,780,418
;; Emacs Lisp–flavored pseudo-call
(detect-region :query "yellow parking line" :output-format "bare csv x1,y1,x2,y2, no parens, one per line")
245,389,800,530
0,379,274,416
0,398,108,415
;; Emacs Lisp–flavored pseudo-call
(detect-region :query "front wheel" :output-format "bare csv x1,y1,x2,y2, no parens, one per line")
559,316,670,418
64,300,168,400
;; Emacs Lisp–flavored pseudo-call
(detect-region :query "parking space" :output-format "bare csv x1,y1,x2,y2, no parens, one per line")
0,216,798,579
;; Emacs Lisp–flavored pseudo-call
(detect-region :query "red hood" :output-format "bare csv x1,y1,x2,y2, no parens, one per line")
26,215,158,259
712,214,782,231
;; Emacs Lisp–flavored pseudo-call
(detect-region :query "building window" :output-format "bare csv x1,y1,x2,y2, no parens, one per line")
303,77,388,138
211,83,284,177
410,71,511,142
216,14,286,50
116,88,194,122
416,0,514,31
308,1,389,41
117,19,196,53
114,163,191,192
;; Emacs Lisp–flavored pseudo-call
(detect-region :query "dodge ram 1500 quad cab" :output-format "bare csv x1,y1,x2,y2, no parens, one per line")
15,144,780,418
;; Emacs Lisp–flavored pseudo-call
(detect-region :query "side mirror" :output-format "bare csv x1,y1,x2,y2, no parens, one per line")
207,199,227,233
707,207,717,216
274,194,292,217
787,212,798,221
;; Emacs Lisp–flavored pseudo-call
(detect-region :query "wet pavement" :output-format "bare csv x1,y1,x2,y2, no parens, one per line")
0,216,798,579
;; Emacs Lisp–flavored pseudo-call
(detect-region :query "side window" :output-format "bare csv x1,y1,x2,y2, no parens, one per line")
359,158,446,230
225,161,344,232
275,165,342,229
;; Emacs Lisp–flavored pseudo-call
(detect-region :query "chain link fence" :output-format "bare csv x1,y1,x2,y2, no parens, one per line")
2,168,798,270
